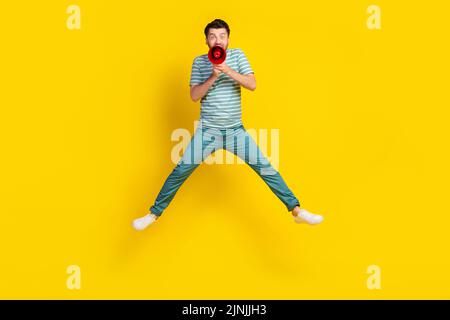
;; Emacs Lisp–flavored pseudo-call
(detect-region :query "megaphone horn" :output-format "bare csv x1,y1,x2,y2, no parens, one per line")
208,46,226,64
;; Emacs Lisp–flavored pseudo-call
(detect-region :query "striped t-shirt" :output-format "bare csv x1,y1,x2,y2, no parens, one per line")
189,48,254,128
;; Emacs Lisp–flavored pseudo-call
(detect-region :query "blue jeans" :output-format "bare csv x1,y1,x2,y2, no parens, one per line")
149,123,300,216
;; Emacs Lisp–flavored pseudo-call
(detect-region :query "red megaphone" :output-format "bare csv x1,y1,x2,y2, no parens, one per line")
208,46,226,64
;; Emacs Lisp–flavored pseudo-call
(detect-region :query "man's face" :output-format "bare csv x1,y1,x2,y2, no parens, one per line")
206,28,229,50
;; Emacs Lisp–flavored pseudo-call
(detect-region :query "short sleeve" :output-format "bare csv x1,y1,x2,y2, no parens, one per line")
189,58,202,86
237,49,254,75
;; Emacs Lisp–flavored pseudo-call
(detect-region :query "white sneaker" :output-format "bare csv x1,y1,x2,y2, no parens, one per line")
294,208,324,225
132,213,158,231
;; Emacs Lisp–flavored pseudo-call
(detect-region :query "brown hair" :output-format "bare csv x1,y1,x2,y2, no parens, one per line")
204,19,230,38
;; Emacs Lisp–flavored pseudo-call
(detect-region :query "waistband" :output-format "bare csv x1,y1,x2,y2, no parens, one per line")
200,124,244,131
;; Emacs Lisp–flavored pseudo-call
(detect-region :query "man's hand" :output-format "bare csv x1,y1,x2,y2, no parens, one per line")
212,62,231,76
191,62,256,102
212,62,256,91
211,66,221,77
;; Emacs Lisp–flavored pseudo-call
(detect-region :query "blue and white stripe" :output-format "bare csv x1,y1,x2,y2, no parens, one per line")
190,48,254,128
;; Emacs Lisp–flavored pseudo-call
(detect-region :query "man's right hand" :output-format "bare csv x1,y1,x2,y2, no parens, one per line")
212,65,222,78
190,71,220,102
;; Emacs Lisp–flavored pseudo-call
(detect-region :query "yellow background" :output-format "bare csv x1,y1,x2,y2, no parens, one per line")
1,0,449,299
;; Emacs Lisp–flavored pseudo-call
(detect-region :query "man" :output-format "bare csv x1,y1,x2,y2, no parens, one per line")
133,19,324,230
